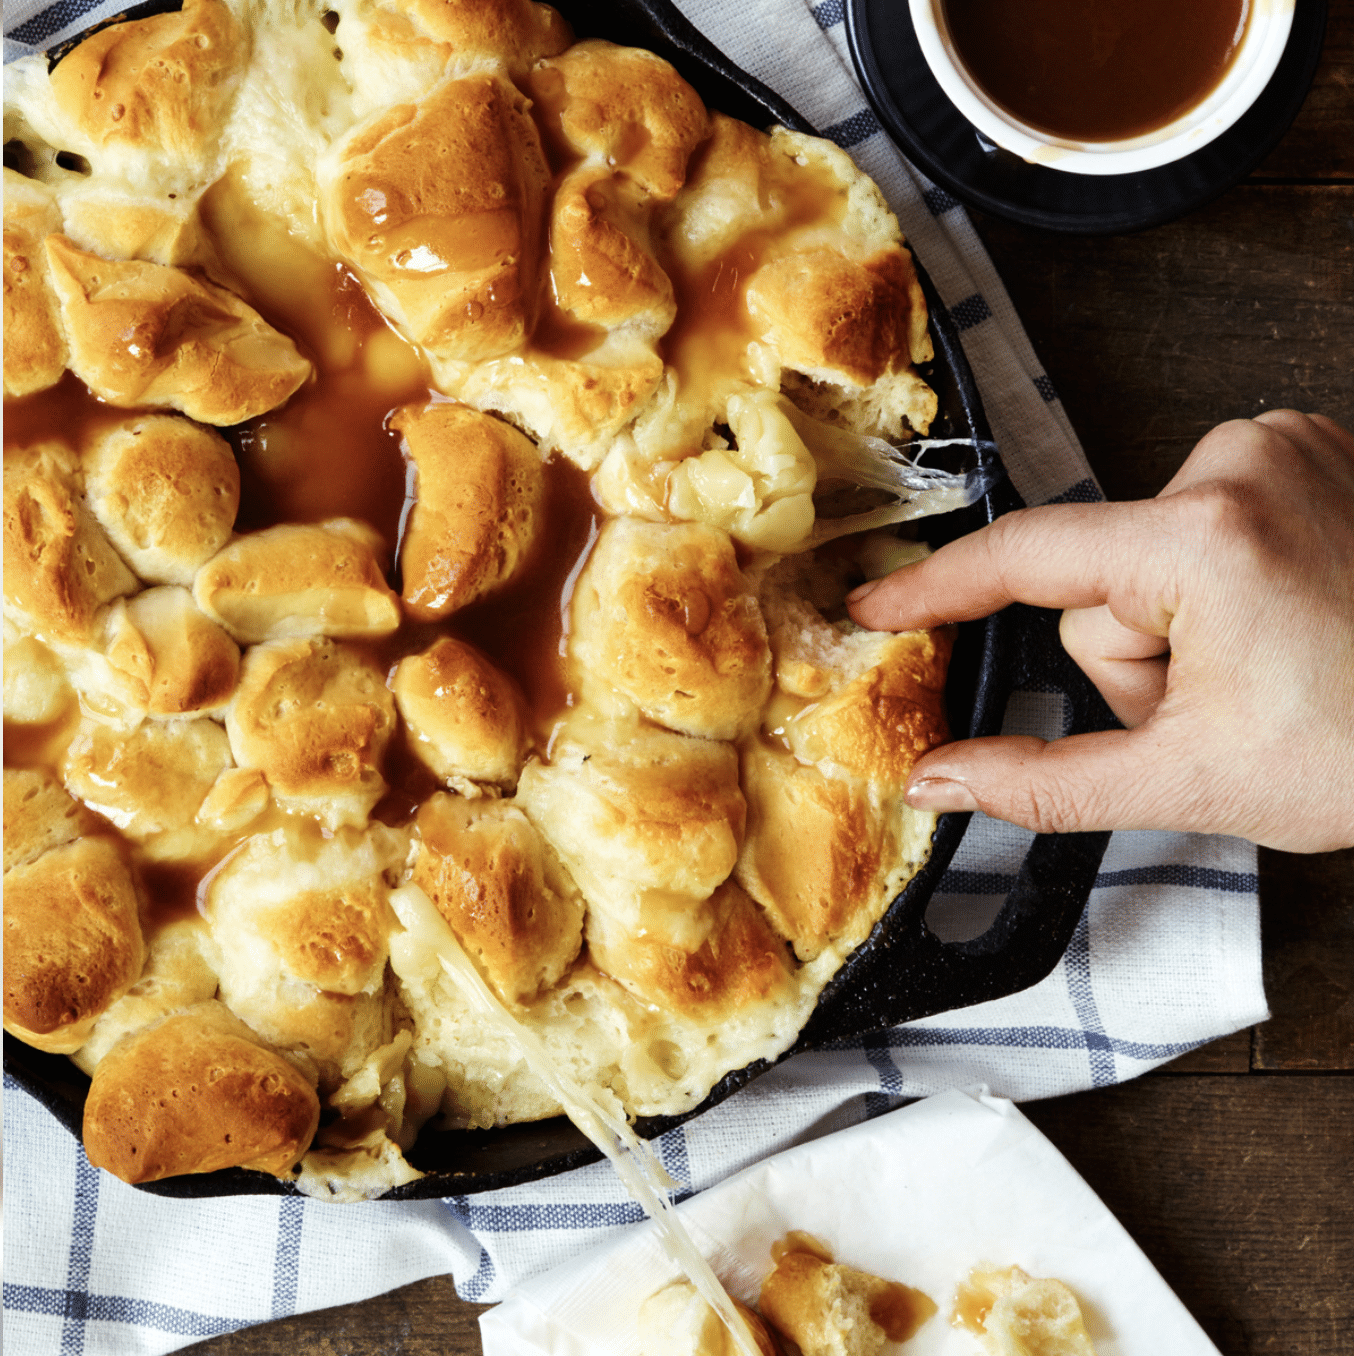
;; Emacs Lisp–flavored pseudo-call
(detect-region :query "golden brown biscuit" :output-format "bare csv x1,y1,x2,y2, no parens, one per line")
103,586,241,718
413,793,584,1005
47,0,245,163
394,402,545,621
82,415,240,586
61,716,234,841
81,1001,320,1183
781,629,952,791
528,41,708,201
45,235,311,424
392,637,529,787
548,167,675,334
588,880,792,1021
203,824,406,1084
734,742,898,962
3,168,68,397
760,1250,936,1356
570,519,771,740
209,836,396,995
225,638,396,828
339,0,570,86
445,342,665,468
68,920,221,1075
517,723,745,940
2,766,99,874
747,246,931,389
3,442,138,645
324,74,550,360
2,836,145,1053
193,519,400,643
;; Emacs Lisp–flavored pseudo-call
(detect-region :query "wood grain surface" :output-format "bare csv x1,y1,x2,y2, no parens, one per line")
183,5,1354,1353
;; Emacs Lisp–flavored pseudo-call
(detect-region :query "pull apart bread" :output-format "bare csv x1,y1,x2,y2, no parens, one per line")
3,0,952,1199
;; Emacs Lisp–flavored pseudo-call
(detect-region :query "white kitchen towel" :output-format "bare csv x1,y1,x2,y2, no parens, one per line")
3,1,1267,1353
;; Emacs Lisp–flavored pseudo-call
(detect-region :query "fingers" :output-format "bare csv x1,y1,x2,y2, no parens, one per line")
1059,604,1169,728
846,499,1164,634
902,727,1204,836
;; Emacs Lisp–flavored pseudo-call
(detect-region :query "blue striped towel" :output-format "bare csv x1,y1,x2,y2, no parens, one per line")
3,0,1266,1351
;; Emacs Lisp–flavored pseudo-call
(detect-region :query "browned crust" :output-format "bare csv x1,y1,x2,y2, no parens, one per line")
45,235,311,425
82,1003,319,1182
3,837,145,1051
394,402,545,621
328,74,550,360
48,0,245,159
591,881,793,1020
747,245,930,388
413,795,583,1004
3,443,138,644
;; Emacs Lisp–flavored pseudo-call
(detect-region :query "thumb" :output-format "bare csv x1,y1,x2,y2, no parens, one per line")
903,729,1209,836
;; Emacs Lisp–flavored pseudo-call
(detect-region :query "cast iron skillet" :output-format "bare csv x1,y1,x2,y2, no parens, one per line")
4,0,1118,1199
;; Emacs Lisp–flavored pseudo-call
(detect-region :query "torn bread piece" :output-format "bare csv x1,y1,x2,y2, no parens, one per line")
954,1267,1099,1356
760,1248,936,1356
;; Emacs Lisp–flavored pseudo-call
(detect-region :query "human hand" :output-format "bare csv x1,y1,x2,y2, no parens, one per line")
846,411,1354,852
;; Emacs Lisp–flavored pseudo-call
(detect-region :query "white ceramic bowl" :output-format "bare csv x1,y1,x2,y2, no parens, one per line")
910,0,1296,175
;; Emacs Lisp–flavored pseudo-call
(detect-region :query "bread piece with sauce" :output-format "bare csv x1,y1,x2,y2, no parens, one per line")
517,722,746,943
322,73,550,361
760,1249,936,1356
82,1001,320,1184
61,715,234,842
3,836,146,1054
526,41,709,202
570,518,772,741
3,441,138,645
757,552,952,789
82,415,240,587
393,402,545,621
547,166,676,337
203,825,405,1087
193,519,400,643
392,636,530,789
735,742,904,962
587,878,794,1022
225,637,396,828
45,235,311,424
637,1281,779,1356
46,0,245,170
412,793,584,1005
3,168,68,396
955,1266,1098,1355
102,586,241,719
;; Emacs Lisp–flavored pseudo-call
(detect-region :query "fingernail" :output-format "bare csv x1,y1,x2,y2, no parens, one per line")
846,579,881,604
906,778,979,812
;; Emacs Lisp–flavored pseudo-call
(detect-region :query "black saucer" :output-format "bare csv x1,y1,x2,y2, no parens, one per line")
845,0,1328,234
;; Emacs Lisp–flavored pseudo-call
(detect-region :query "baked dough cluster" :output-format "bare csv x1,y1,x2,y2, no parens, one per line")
3,0,950,1198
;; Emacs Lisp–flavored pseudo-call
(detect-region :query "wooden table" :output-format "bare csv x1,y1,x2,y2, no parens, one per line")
185,9,1353,1354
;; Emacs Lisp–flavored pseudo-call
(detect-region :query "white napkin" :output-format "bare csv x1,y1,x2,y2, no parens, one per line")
3,1,1266,1353
478,1088,1223,1356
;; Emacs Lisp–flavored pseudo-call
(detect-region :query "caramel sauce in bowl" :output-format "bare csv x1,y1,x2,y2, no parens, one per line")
910,0,1294,174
